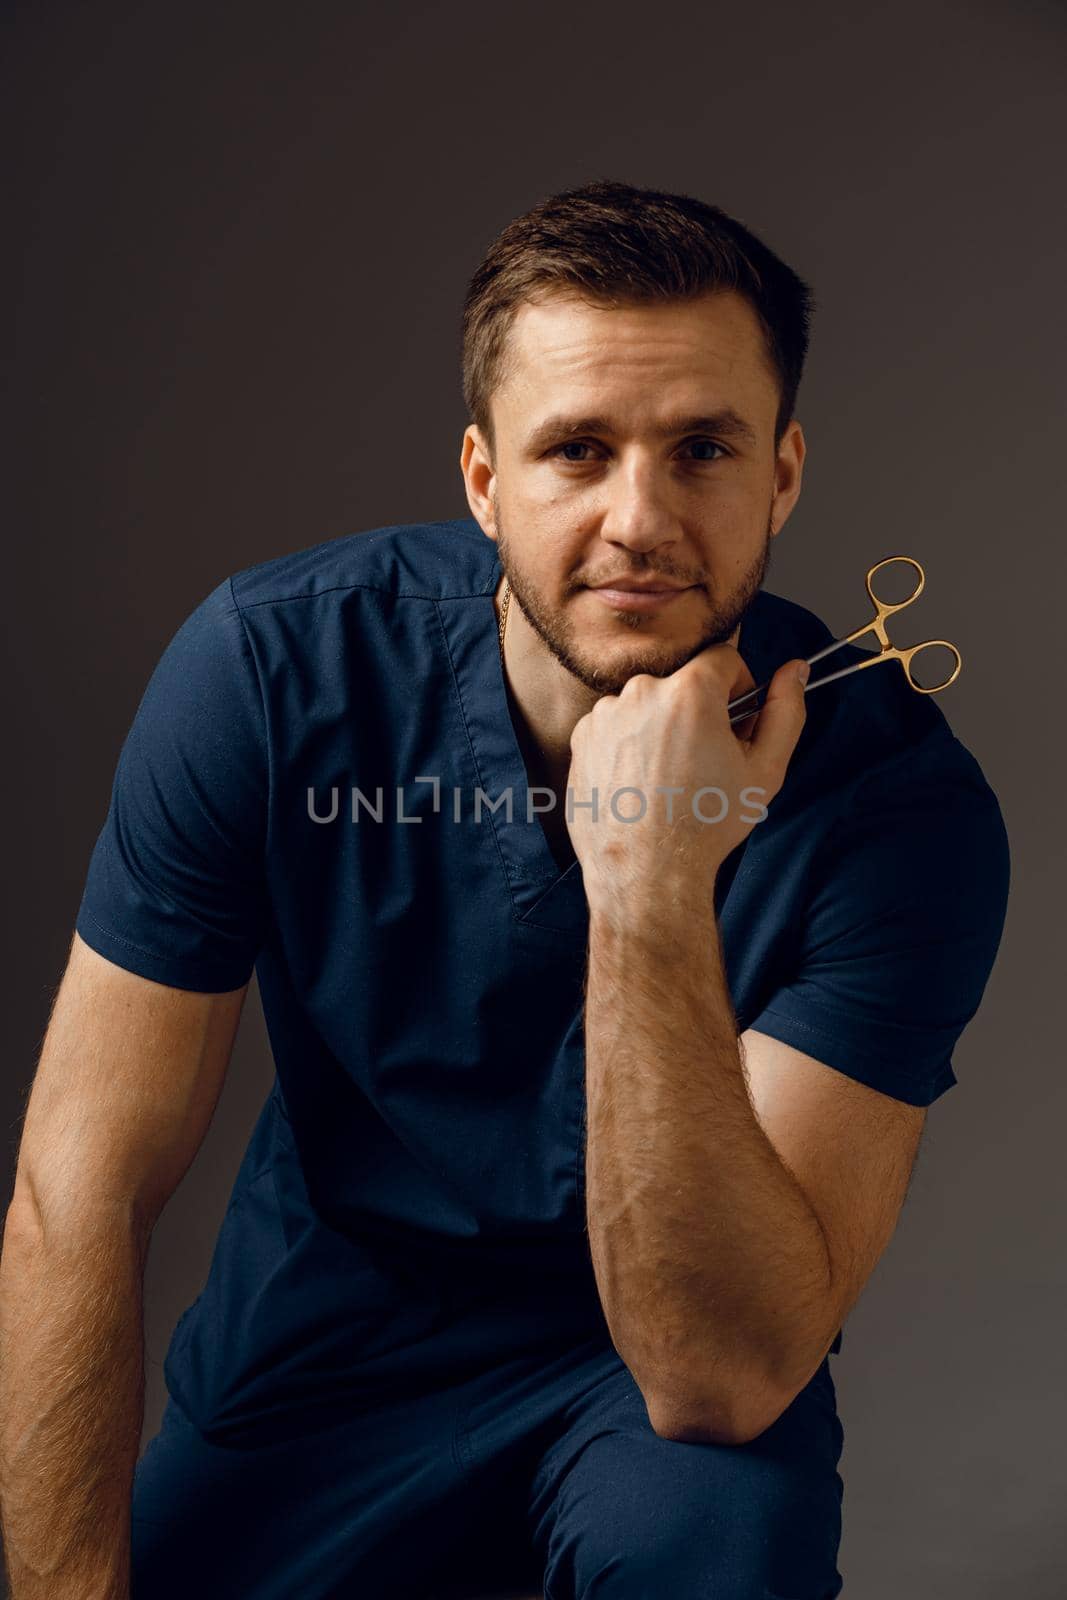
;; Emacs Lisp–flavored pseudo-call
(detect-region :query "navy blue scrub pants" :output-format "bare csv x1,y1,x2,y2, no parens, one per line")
131,1327,845,1599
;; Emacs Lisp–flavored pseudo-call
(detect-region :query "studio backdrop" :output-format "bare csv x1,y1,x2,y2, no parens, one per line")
3,3,1064,1597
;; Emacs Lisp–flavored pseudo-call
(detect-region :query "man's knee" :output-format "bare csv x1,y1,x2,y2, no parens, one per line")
563,1449,841,1600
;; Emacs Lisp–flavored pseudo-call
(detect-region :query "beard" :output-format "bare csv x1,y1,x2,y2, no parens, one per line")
493,499,774,697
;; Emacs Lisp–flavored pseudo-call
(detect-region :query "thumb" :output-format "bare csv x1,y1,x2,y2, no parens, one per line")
749,658,809,768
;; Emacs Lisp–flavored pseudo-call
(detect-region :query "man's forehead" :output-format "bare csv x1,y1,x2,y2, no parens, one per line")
507,287,763,359
497,290,776,422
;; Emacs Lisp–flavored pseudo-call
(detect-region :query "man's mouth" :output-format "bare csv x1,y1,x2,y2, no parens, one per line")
588,581,694,613
591,579,692,593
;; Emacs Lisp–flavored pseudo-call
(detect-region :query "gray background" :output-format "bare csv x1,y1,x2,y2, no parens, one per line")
3,2,1064,1595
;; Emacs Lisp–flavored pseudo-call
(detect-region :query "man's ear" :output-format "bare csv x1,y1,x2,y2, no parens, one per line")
459,425,498,540
770,418,806,538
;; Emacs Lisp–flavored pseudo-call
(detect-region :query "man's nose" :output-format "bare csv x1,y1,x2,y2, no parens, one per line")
596,457,680,551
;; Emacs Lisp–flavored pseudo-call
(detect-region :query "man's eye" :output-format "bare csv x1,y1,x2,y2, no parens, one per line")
548,438,728,464
551,440,598,463
684,437,728,462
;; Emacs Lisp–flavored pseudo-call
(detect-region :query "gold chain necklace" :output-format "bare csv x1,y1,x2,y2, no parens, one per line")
497,577,511,661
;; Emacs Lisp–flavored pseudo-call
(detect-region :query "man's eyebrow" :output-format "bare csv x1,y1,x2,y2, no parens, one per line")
523,409,760,454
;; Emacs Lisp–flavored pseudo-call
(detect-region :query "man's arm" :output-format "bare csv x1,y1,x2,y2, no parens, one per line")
566,648,989,1448
583,896,925,1446
0,932,247,1600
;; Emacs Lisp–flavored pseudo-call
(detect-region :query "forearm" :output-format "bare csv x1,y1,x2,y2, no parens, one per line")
583,891,836,1436
0,1194,147,1599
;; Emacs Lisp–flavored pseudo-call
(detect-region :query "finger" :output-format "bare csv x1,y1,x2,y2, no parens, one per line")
683,642,754,694
685,643,760,733
748,659,809,768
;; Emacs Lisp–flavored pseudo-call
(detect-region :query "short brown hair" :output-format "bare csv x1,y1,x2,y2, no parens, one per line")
461,178,816,461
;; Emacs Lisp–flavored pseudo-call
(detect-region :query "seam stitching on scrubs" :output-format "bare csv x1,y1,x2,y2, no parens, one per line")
77,906,249,988
430,595,523,916
228,520,498,609
752,1006,954,1099
228,575,277,863
234,580,499,610
573,1095,587,1215
515,912,587,936
758,997,957,1053
449,1381,480,1484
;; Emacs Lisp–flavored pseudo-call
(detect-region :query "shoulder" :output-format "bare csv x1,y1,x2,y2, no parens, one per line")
225,517,498,613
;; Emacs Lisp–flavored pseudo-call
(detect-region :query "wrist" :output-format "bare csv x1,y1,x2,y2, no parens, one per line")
586,874,721,948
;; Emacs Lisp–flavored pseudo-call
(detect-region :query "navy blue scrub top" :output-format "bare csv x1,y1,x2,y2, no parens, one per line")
75,519,1010,1444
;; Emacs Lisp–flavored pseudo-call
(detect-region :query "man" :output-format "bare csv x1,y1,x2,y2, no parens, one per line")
0,180,1009,1599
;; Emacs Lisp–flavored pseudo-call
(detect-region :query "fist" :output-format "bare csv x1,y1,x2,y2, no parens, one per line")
565,646,808,917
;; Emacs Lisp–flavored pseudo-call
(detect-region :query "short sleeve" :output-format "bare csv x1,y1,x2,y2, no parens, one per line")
75,577,270,992
745,738,1010,1107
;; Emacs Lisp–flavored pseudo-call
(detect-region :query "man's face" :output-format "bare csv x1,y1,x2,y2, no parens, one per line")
462,288,805,697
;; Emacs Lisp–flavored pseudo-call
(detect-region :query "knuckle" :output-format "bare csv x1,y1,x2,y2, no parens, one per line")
705,644,741,676
620,672,655,697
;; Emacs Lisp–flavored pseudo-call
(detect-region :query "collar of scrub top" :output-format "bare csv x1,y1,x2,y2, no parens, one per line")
726,555,963,727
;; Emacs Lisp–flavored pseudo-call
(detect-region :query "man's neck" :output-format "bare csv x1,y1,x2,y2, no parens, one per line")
494,576,599,800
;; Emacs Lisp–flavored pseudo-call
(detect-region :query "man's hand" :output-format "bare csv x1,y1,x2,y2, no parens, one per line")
565,646,809,916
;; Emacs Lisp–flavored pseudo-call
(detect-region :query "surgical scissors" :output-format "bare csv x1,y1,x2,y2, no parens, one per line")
727,555,962,727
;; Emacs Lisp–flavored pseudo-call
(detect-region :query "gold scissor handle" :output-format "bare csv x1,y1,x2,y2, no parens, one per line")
726,552,963,722
856,555,926,649
859,557,961,693
892,638,963,694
